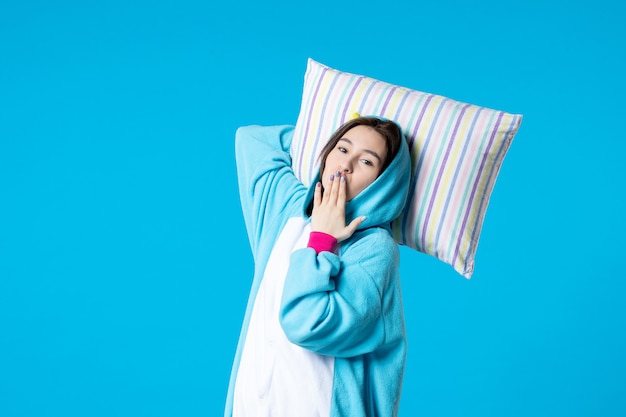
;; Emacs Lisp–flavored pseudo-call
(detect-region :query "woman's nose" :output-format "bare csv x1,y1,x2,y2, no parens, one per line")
339,159,353,173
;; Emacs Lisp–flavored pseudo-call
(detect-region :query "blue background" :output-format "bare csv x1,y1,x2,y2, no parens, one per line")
1,0,624,416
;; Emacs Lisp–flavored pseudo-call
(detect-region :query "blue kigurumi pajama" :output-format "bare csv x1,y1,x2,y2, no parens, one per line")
224,123,411,417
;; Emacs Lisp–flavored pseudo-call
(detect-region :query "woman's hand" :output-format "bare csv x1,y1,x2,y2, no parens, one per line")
310,173,366,243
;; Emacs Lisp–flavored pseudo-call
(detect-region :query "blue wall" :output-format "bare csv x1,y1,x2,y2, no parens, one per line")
1,0,624,416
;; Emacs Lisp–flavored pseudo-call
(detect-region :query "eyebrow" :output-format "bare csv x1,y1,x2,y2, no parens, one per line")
339,138,383,164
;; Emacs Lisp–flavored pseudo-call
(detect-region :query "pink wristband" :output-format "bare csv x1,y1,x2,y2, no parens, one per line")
307,232,338,254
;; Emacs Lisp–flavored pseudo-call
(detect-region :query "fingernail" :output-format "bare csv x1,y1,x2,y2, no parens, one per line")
329,174,334,181
316,182,321,187
340,176,345,183
336,171,340,176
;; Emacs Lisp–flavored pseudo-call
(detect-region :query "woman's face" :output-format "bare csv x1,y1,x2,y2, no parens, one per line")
321,124,388,201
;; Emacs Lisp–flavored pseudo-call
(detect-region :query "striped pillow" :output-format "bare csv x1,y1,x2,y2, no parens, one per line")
291,58,523,279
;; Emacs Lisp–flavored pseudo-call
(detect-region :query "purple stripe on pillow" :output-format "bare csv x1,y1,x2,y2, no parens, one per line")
361,81,377,111
420,104,471,254
465,114,519,262
400,94,436,240
340,76,365,121
392,92,411,123
298,66,328,175
432,107,482,258
315,71,342,142
379,86,398,115
407,94,435,149
412,98,450,250
451,111,505,269
307,70,343,181
388,93,412,244
392,93,429,244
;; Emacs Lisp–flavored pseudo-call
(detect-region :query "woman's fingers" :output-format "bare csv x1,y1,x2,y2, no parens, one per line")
337,174,347,207
321,174,331,204
325,172,342,205
314,181,322,207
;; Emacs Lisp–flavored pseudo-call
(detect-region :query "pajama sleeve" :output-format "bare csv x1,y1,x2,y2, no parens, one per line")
235,125,304,257
279,229,400,358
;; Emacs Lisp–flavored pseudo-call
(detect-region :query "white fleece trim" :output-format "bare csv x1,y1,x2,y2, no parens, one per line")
233,217,335,417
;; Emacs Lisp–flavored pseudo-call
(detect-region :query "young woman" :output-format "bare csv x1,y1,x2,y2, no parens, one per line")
225,116,411,417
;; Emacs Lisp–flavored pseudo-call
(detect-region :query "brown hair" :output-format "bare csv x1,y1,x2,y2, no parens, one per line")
317,116,403,178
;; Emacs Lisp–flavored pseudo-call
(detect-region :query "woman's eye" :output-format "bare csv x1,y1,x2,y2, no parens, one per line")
338,147,347,153
361,159,373,166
